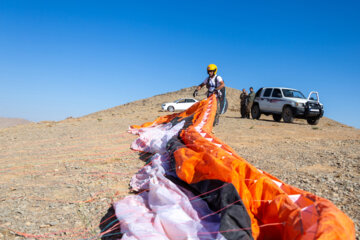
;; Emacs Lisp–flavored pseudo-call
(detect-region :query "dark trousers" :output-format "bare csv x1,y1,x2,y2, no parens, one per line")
214,98,221,126
241,104,247,118
246,101,253,118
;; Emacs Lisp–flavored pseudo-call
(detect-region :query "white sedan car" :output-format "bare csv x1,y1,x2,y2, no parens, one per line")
161,98,198,112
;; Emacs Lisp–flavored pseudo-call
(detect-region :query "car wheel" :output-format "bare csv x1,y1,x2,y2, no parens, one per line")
307,118,319,125
251,104,261,119
282,106,294,123
273,114,282,122
167,106,175,112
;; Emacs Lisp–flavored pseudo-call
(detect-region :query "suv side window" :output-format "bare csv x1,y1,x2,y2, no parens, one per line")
272,88,282,98
255,88,263,98
263,88,273,97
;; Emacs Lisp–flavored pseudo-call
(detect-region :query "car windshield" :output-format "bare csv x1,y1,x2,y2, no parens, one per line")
282,89,306,99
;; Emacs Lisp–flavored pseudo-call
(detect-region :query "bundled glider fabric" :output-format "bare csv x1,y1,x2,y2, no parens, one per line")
115,95,355,240
114,153,225,239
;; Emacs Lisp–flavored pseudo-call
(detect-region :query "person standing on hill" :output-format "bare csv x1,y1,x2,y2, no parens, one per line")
240,88,248,118
246,87,255,119
193,64,227,126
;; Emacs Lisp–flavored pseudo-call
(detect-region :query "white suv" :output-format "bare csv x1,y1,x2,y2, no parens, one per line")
251,87,324,125
161,98,198,112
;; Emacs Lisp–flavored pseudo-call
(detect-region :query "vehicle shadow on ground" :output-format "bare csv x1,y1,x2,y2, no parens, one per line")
255,119,306,125
224,116,307,125
224,116,242,119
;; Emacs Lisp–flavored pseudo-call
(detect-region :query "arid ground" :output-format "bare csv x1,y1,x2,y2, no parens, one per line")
0,87,359,239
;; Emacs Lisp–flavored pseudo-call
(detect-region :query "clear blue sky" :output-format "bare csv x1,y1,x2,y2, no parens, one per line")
1,0,359,128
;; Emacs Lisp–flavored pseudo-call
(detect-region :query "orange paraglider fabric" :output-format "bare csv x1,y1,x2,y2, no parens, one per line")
130,95,355,240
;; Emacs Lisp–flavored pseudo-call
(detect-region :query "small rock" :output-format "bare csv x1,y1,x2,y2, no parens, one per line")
48,221,57,226
75,221,82,226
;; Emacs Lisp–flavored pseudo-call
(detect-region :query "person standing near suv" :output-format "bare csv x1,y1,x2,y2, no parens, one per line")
240,88,248,118
193,64,226,126
246,87,255,119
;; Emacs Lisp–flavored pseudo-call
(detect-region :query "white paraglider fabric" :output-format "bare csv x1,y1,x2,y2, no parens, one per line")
129,120,185,154
115,121,225,240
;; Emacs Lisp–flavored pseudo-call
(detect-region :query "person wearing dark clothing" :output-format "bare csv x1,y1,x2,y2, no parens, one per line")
240,89,248,118
246,87,255,119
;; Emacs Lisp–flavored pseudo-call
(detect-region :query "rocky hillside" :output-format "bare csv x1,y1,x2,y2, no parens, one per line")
0,87,359,239
0,117,31,129
84,86,243,120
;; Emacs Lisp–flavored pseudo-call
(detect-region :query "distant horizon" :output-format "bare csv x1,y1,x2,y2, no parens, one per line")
1,1,359,128
1,85,359,129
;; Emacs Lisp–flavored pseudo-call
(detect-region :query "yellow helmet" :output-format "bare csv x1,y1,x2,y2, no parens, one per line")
207,64,217,74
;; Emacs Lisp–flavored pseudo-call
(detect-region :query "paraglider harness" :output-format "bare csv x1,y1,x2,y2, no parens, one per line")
206,76,228,115
206,76,221,97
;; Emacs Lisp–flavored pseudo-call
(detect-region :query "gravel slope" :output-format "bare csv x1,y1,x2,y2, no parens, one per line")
0,87,358,239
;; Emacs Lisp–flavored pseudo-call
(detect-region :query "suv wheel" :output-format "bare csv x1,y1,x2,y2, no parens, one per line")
251,104,261,119
273,114,282,122
307,118,319,125
167,106,175,112
282,106,294,123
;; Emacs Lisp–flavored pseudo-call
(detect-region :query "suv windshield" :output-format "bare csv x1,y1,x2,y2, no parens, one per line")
282,89,306,99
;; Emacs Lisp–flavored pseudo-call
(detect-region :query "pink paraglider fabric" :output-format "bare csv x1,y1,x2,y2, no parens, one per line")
114,120,225,239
